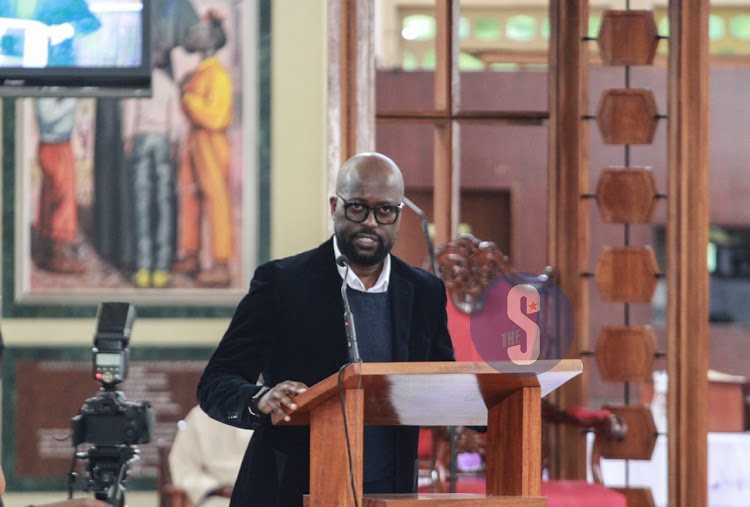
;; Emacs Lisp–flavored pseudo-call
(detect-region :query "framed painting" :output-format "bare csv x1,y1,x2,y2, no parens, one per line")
2,0,271,318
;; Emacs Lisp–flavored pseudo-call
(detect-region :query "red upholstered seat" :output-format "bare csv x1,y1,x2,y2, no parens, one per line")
451,476,486,494
542,480,627,507
436,478,626,507
566,406,614,424
418,427,432,458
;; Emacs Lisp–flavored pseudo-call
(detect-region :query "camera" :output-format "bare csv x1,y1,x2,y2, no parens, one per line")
69,302,154,507
72,391,153,448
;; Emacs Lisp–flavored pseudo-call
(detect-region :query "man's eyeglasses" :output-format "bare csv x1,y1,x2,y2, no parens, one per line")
337,194,404,225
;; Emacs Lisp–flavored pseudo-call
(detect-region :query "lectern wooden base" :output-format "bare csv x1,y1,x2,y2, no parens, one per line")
305,493,547,506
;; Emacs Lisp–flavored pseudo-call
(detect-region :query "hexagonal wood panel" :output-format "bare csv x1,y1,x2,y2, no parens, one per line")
595,246,660,303
595,167,659,223
595,325,658,382
598,10,660,66
600,404,657,460
596,89,659,145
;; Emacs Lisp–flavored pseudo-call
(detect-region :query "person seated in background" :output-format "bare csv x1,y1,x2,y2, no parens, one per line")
169,405,254,507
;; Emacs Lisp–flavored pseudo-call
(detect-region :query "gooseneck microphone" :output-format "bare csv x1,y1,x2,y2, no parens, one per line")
336,254,362,363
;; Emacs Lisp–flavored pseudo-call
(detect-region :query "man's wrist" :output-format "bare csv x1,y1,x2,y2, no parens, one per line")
247,386,271,416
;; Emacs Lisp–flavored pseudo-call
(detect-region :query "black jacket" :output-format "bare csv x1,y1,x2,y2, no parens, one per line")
197,238,455,506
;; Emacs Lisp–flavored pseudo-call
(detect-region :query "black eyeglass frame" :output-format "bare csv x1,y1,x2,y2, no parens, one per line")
336,194,404,225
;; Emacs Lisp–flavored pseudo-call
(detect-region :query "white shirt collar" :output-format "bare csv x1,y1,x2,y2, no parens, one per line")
333,236,390,293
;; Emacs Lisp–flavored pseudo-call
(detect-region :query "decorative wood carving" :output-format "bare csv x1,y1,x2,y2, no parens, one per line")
595,167,659,223
595,325,658,382
596,89,659,145
435,234,512,313
599,404,658,460
597,10,660,66
595,246,660,303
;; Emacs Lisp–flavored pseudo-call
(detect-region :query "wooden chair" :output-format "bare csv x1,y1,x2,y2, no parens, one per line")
425,234,630,505
541,401,627,485
157,438,188,507
423,406,627,497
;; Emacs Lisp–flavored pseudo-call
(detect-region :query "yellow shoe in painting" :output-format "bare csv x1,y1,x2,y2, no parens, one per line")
133,269,151,288
151,270,172,289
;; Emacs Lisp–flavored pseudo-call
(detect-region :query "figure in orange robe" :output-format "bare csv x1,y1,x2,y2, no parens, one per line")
34,98,86,273
173,10,233,287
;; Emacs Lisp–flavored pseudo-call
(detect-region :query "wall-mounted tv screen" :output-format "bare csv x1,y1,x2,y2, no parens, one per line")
0,0,151,97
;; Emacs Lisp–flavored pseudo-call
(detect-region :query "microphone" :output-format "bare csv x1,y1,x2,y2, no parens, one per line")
336,255,362,363
402,196,438,275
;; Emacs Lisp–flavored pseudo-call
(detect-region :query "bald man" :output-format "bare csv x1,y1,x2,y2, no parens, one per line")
198,153,455,506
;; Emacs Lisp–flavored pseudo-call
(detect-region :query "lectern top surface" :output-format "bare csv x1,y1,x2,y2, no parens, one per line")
276,360,582,426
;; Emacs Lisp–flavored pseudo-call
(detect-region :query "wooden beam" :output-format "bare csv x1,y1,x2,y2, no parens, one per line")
341,0,355,160
667,1,710,506
433,0,457,113
432,0,459,246
376,110,548,124
547,0,589,480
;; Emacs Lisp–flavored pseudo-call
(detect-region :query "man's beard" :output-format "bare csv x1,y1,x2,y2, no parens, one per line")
337,231,392,267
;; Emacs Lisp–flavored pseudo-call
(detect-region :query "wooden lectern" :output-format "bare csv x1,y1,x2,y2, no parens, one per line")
277,360,582,507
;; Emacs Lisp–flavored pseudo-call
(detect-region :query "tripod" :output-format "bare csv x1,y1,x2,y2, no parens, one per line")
71,445,139,507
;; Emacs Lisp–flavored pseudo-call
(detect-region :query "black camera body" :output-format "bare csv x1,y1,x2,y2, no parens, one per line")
72,390,153,447
69,302,154,507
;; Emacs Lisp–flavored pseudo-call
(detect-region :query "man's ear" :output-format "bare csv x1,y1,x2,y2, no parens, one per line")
329,196,338,215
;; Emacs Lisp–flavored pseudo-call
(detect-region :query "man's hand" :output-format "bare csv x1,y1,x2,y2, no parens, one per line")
211,485,234,498
258,381,308,422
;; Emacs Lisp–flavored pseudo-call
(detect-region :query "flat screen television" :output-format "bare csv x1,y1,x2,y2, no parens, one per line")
0,0,151,97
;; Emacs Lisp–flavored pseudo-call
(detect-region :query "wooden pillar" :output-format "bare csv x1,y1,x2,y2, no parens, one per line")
485,386,542,496
432,0,460,245
547,0,589,479
327,0,375,172
667,1,709,506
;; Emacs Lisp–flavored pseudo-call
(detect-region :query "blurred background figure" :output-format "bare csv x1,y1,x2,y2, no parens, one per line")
122,42,184,289
92,0,199,275
173,9,234,287
169,405,253,507
33,98,87,274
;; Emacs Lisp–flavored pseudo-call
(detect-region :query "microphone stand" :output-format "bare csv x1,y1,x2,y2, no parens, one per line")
335,255,362,506
402,196,438,275
337,256,362,364
403,196,461,492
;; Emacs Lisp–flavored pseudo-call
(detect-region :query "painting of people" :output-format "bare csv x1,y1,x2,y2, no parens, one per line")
14,0,256,306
